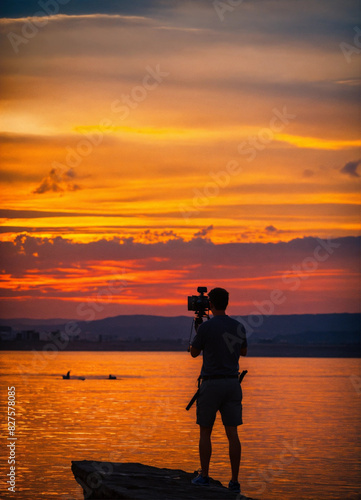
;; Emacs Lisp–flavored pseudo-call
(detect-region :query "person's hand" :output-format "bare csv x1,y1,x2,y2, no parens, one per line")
194,317,203,331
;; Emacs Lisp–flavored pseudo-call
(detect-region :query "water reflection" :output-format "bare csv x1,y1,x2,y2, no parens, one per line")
0,352,360,499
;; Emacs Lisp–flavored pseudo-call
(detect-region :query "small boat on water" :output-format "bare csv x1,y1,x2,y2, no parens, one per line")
108,374,117,379
62,371,85,380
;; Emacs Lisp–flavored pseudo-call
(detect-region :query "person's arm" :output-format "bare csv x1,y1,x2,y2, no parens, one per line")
190,345,201,357
237,322,247,357
189,321,205,357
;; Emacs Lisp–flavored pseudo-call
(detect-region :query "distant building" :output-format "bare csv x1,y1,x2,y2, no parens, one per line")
0,325,15,341
103,334,119,342
16,330,40,341
49,330,79,342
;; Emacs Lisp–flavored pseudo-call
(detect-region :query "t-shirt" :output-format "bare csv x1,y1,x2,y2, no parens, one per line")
191,315,247,377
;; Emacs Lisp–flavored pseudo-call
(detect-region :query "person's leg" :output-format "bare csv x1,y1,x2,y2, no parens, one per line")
224,425,241,482
199,425,213,477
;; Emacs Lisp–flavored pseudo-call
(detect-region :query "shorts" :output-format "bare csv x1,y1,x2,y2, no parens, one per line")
196,378,243,427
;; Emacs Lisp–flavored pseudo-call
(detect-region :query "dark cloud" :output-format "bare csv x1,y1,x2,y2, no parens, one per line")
0,226,80,234
340,159,361,178
0,209,83,219
0,170,42,183
193,225,213,238
32,167,81,194
1,0,357,47
0,234,359,316
265,225,278,233
0,0,161,18
1,233,359,277
0,209,138,220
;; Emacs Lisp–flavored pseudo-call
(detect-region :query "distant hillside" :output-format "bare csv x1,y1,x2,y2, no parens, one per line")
0,313,360,345
273,330,360,345
0,318,70,327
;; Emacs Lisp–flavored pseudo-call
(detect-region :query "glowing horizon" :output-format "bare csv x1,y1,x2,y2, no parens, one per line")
0,1,360,318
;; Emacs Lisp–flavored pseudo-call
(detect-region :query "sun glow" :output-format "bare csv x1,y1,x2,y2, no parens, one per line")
0,4,360,318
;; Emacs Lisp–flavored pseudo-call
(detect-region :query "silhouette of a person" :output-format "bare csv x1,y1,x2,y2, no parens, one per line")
189,287,248,495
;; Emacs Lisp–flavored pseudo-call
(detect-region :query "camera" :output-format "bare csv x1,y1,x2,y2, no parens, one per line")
187,286,210,351
187,286,210,318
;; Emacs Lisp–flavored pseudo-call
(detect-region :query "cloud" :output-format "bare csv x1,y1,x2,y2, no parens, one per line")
1,233,358,275
340,159,361,178
0,2,359,255
0,209,139,220
265,225,278,233
193,225,214,238
32,167,81,194
0,1,169,19
0,234,359,317
2,0,356,46
1,8,359,137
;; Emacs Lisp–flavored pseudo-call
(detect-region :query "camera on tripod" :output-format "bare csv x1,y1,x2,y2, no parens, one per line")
188,286,210,319
187,287,210,351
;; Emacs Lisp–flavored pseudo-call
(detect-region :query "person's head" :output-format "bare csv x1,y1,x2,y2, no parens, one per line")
208,287,229,312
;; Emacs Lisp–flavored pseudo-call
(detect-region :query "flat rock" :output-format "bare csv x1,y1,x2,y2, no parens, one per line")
71,460,244,499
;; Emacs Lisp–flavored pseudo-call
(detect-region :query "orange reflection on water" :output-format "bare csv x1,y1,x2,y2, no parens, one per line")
0,352,360,500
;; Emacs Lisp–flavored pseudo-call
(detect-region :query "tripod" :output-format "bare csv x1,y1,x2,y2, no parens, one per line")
187,309,209,351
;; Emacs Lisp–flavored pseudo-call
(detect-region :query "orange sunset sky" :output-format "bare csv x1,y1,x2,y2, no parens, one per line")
0,0,360,319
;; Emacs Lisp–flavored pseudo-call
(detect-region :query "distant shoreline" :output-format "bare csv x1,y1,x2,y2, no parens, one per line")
0,340,359,357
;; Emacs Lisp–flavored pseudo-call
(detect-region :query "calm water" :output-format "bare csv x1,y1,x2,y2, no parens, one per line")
0,351,360,500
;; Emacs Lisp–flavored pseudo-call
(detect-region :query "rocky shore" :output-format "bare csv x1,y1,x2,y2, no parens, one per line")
71,460,243,499
71,460,361,500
